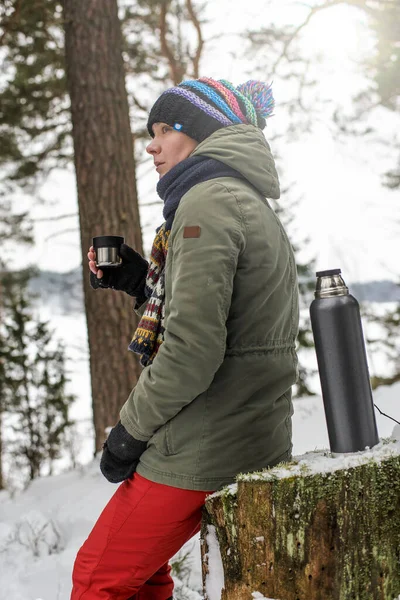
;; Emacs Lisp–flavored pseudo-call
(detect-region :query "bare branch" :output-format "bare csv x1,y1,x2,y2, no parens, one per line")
32,213,78,223
186,0,203,78
140,200,163,207
159,0,183,85
130,93,148,113
206,31,242,44
271,0,377,74
44,228,79,242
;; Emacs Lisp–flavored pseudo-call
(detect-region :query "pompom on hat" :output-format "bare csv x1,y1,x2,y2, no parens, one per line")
147,77,274,143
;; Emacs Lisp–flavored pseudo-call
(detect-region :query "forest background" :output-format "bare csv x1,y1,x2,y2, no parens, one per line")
0,0,399,490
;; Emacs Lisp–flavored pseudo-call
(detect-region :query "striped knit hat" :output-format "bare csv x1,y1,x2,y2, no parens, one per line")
147,77,274,143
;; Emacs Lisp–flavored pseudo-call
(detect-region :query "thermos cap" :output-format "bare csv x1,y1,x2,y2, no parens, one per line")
316,268,341,277
315,268,348,299
93,235,124,248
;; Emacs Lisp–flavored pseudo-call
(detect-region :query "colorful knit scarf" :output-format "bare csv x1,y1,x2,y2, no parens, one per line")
129,155,242,367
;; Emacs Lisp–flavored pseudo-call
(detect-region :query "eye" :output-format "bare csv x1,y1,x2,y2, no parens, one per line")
162,125,172,134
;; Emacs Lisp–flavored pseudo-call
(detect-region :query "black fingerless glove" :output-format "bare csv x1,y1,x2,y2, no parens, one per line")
90,243,148,298
100,421,148,483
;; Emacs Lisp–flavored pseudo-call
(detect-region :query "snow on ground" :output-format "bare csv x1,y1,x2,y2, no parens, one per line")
204,525,225,600
0,457,203,600
1,382,399,600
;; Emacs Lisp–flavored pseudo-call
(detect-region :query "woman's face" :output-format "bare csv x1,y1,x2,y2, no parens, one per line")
146,122,198,178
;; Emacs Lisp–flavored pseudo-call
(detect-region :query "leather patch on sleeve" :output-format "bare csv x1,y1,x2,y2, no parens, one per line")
183,226,201,238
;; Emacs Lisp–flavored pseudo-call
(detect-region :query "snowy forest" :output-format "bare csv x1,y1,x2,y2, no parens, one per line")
0,0,400,598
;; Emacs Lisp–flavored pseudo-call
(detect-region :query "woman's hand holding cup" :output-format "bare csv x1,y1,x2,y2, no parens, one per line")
88,242,149,297
88,246,103,279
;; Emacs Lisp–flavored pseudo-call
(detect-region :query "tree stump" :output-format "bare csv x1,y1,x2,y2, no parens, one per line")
201,439,400,600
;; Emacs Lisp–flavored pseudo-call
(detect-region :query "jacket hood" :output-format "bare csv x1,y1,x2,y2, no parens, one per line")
191,124,280,199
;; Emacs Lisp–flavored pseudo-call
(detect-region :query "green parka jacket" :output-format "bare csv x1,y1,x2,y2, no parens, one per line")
120,124,299,491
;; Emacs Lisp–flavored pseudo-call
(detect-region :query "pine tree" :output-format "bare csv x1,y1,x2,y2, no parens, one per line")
0,0,68,185
0,270,74,486
0,188,33,490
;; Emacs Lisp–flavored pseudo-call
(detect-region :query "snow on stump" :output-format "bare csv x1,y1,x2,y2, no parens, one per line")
200,437,400,600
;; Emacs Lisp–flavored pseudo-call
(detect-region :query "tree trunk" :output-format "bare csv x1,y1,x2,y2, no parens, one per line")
62,0,144,452
201,449,400,600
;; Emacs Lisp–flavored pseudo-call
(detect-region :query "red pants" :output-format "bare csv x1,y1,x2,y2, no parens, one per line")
71,472,212,600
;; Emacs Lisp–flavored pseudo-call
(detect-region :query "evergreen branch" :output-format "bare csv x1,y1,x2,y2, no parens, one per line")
0,0,22,47
372,373,400,391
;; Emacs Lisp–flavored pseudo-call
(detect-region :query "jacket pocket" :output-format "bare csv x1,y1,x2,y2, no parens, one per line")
151,391,207,458
151,421,177,456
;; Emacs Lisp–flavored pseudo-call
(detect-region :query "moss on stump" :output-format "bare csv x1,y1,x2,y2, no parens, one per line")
201,447,400,600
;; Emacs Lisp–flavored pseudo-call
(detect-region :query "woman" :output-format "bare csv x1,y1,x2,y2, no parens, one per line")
71,77,299,600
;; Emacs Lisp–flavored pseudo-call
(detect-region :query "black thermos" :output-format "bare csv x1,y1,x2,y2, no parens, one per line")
310,268,379,454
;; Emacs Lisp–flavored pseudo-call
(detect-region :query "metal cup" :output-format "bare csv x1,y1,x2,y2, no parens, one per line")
93,235,124,268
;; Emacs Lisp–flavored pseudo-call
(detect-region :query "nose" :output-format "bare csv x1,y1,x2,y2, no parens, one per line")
146,138,160,155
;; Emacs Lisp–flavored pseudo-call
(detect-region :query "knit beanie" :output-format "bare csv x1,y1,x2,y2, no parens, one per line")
147,77,274,143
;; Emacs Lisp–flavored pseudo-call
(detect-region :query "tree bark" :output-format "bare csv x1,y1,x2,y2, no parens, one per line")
201,451,400,600
62,0,144,452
